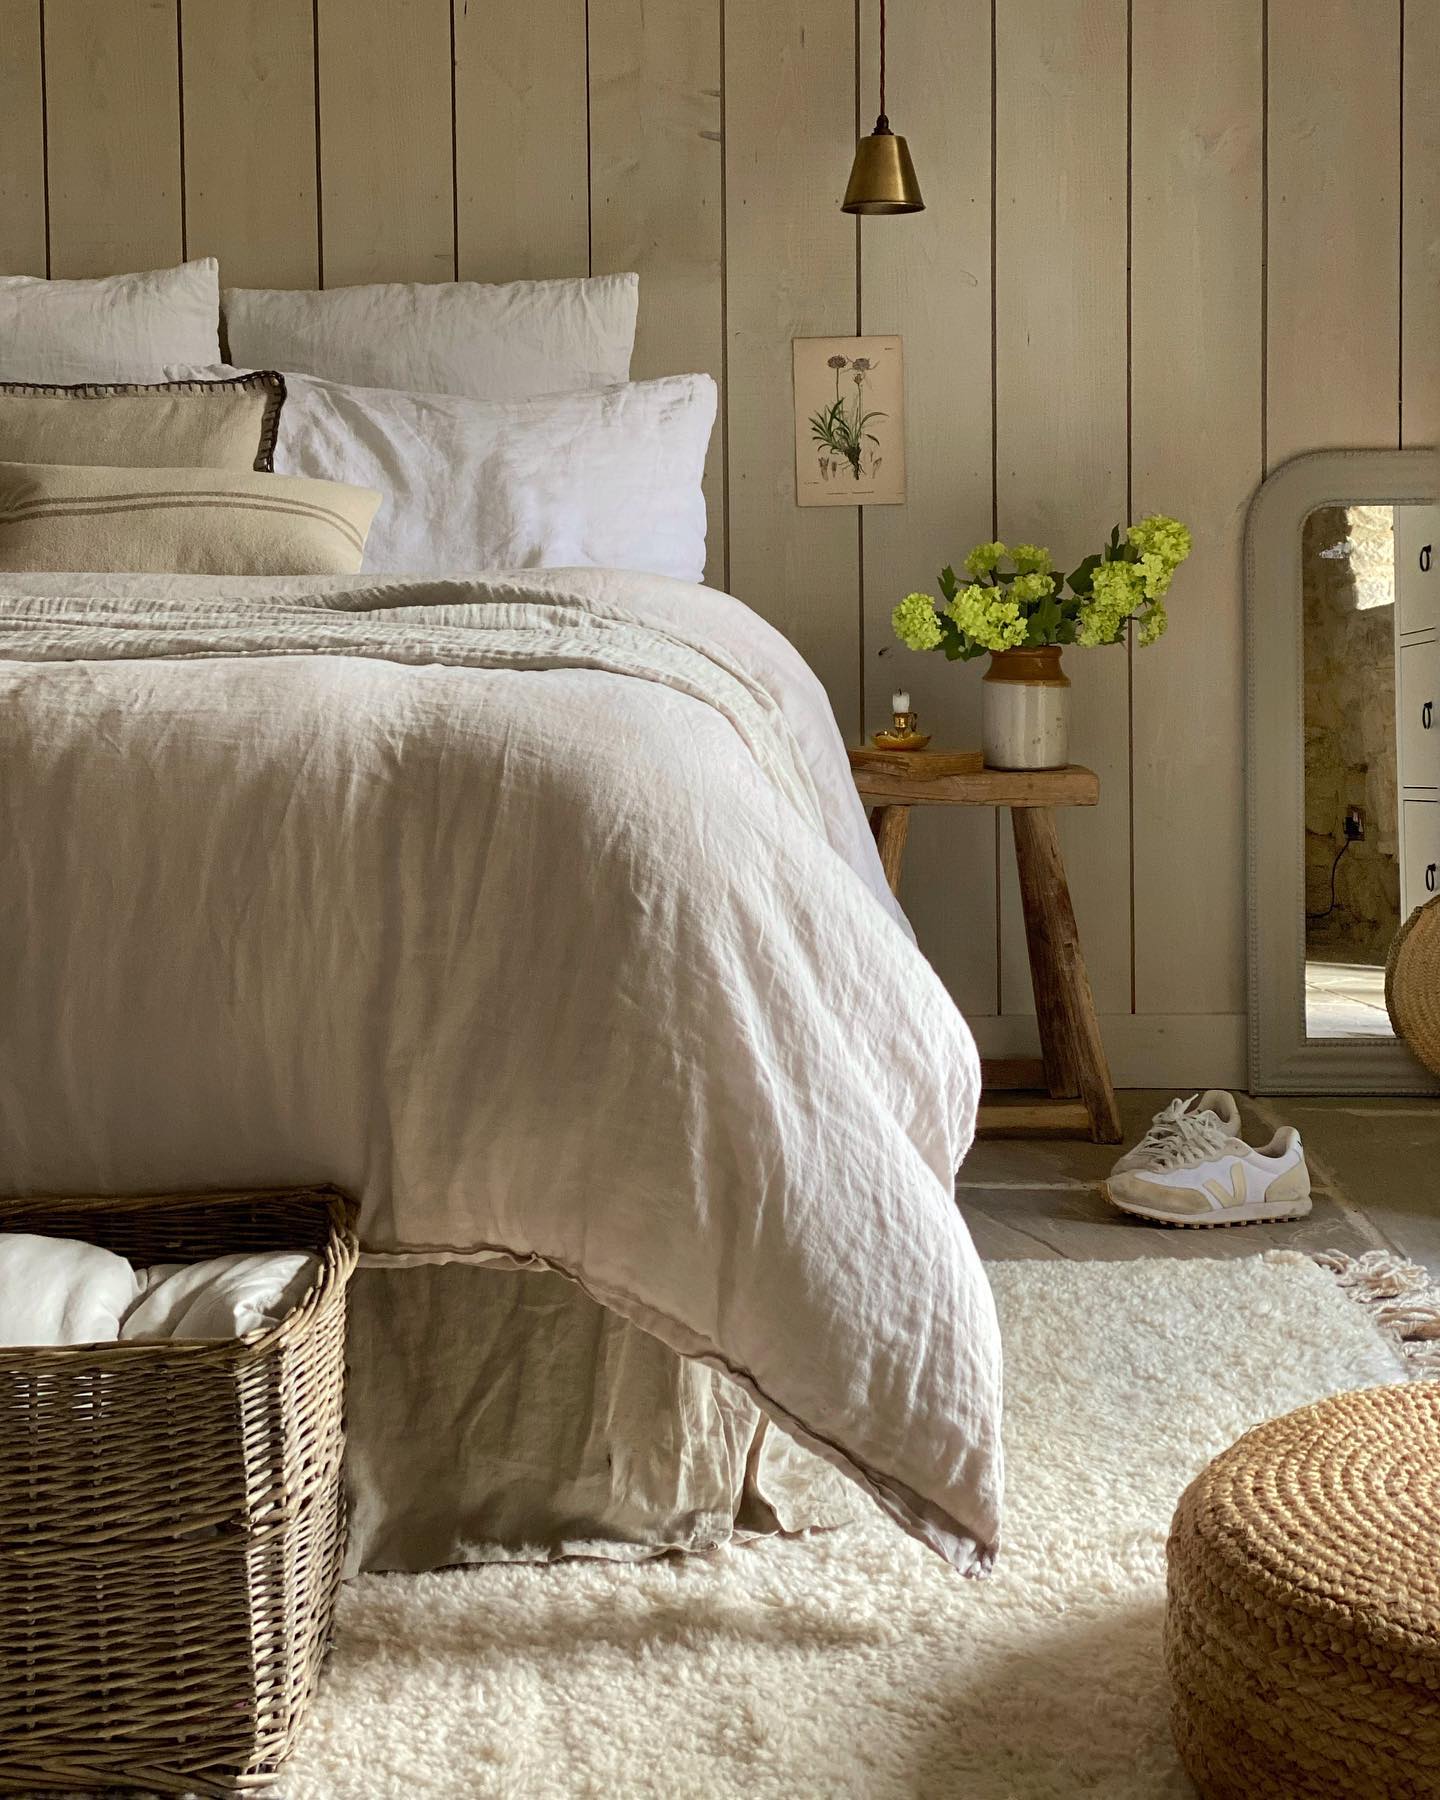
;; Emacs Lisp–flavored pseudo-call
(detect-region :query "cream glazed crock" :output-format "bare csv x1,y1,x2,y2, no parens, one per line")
981,646,1070,769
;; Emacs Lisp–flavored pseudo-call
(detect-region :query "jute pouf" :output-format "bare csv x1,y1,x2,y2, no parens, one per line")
1166,1382,1440,1799
1387,893,1440,1076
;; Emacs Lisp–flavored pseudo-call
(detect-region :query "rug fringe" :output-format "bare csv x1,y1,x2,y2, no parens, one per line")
1312,1249,1440,1376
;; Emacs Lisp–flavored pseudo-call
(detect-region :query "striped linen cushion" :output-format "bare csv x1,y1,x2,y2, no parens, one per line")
0,461,380,576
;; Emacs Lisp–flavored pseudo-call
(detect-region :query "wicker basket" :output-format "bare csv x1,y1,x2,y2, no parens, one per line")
0,1187,358,1796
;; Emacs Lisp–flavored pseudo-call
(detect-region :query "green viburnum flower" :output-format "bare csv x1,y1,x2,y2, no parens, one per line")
948,582,1027,651
1092,559,1146,612
892,591,944,651
1138,600,1168,647
1075,610,1116,648
1127,514,1192,570
963,541,1007,579
1010,543,1052,576
1010,571,1057,606
1076,559,1145,646
1137,552,1173,600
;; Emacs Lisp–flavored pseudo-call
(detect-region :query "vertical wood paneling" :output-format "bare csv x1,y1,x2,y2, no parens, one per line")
994,0,1131,1019
724,0,861,730
6,0,1435,1075
455,0,588,283
1130,0,1262,1017
1267,0,1402,467
316,0,453,286
1403,0,1440,448
0,0,46,275
589,0,725,585
181,0,318,290
859,0,997,1017
43,0,183,277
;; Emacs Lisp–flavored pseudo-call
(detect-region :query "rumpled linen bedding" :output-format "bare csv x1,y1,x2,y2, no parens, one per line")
0,567,1002,1573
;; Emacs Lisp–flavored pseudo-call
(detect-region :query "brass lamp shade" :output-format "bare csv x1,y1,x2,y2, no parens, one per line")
842,120,924,215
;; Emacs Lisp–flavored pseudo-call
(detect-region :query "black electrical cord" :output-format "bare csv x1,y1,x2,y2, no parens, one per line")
1306,839,1352,923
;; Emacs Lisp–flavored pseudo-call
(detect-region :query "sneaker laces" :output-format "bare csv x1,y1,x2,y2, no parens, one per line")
1133,1097,1235,1171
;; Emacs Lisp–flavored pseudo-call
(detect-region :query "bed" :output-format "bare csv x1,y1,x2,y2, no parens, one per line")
0,264,1004,1577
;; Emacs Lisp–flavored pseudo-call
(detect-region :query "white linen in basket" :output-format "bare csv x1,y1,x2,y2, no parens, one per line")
0,1234,142,1347
0,261,221,384
181,366,716,582
223,273,638,400
122,1252,320,1341
0,1235,318,1345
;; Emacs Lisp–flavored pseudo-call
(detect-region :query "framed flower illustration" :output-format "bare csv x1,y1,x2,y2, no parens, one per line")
793,335,905,507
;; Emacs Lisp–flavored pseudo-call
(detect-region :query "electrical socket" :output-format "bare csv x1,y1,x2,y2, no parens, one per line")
1345,806,1365,841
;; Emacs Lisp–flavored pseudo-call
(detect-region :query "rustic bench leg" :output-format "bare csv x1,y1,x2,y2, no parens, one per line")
1010,807,1079,1102
1010,805,1122,1144
869,804,912,898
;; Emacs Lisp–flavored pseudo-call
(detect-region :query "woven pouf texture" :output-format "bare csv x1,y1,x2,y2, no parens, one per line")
1388,893,1440,1076
1166,1382,1440,1799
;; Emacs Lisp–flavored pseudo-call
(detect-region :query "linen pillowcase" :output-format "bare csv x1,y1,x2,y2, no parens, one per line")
223,272,638,400
253,368,715,581
0,260,221,384
0,461,380,576
0,372,285,472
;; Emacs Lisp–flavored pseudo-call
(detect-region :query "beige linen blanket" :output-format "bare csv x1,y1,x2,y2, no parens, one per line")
0,568,1002,1573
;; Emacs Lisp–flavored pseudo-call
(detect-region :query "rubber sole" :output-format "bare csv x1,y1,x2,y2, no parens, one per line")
1100,1181,1313,1229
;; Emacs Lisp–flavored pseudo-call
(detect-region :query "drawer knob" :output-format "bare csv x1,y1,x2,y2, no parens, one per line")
1422,543,1433,574
1429,862,1438,894
1425,700,1435,731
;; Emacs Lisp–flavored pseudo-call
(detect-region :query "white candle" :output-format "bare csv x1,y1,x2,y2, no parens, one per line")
892,690,910,713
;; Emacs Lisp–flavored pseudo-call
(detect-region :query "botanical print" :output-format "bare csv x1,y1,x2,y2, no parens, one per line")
793,336,905,507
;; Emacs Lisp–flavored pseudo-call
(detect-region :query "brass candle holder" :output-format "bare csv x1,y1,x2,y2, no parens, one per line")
872,690,930,752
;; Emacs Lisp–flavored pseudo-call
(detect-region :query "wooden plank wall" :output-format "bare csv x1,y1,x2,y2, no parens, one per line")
2,0,1434,1083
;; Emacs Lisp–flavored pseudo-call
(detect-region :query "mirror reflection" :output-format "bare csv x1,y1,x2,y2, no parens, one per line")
1303,502,1439,1038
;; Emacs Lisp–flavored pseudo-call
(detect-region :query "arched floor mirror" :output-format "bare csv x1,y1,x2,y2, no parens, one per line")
1248,447,1440,1094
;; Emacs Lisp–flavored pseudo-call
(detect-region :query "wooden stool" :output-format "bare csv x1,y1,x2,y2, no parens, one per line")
851,754,1123,1144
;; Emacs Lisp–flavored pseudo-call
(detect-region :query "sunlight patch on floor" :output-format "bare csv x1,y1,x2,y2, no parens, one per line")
1304,958,1392,1039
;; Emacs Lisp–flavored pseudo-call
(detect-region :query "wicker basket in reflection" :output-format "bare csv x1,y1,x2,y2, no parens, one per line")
0,1186,358,1796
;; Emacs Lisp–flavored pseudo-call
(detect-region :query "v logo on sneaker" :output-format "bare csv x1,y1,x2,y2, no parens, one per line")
1203,1164,1247,1209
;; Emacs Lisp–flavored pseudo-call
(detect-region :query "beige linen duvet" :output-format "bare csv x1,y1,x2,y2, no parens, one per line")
0,567,1002,1573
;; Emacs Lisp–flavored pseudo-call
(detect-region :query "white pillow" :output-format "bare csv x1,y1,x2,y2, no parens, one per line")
0,1233,142,1347
254,368,716,582
121,1251,321,1342
223,273,638,401
0,260,221,384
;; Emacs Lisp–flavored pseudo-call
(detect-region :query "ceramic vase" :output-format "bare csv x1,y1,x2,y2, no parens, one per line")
981,646,1070,770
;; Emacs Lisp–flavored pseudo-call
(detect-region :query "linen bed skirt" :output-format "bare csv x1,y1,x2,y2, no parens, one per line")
342,1263,861,1573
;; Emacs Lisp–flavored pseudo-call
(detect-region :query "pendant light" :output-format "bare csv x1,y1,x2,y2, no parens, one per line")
842,0,924,215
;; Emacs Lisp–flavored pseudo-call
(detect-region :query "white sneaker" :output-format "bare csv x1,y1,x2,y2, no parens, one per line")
1102,1093,1312,1228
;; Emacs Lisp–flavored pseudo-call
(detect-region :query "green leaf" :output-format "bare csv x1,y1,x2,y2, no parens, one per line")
1067,554,1102,595
1025,594,1064,645
939,564,959,602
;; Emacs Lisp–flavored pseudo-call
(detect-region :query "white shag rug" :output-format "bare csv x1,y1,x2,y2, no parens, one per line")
283,1252,1422,1800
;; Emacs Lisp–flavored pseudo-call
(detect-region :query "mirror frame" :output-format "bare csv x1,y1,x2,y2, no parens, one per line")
1247,446,1440,1095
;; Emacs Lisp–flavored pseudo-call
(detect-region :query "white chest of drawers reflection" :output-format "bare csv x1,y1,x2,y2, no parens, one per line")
1395,505,1440,916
